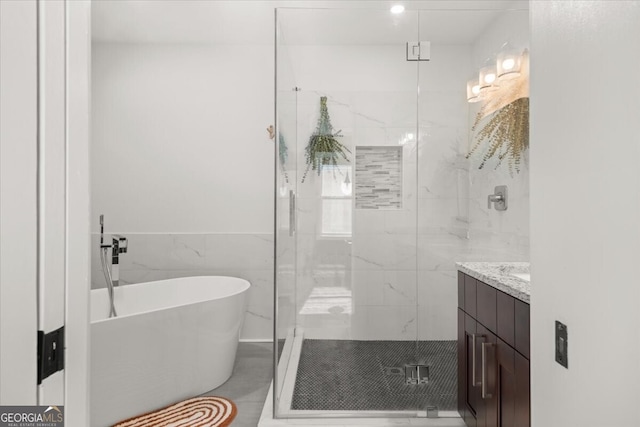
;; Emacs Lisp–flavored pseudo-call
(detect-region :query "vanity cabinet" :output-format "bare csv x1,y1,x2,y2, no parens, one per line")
457,271,530,427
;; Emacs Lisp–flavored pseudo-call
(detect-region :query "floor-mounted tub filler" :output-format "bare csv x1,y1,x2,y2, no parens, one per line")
90,276,250,427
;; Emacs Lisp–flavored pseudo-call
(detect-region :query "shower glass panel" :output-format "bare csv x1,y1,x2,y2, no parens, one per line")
276,7,421,417
274,5,529,420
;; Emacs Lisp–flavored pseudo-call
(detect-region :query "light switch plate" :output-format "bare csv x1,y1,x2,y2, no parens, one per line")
555,321,568,368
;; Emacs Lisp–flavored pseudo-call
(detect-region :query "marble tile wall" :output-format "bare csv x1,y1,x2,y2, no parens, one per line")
91,233,274,340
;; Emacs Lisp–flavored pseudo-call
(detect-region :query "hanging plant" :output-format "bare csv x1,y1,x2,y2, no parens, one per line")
301,96,351,183
467,97,529,175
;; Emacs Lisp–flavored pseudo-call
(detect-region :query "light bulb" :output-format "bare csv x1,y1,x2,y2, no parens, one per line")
390,4,405,14
341,172,352,196
501,58,515,71
479,64,499,91
467,78,481,102
497,47,523,80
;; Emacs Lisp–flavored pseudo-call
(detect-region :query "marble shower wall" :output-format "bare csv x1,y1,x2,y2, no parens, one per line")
416,44,473,341
91,233,273,340
288,43,471,341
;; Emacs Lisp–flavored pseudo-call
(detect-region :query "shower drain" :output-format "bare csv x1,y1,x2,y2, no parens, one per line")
383,365,430,384
405,365,429,384
383,367,404,376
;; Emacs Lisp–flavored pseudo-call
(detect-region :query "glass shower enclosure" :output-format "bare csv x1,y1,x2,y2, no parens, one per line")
274,5,528,420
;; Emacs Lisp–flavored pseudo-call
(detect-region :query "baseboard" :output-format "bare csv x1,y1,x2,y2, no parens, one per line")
239,338,274,343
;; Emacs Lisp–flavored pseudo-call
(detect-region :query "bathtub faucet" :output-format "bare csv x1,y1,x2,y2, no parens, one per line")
111,235,128,287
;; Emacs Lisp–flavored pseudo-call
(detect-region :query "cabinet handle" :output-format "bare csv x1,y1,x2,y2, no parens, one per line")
472,334,484,387
481,342,494,399
289,190,296,237
471,334,476,386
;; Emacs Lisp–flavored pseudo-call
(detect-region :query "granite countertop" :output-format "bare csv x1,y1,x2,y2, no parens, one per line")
456,262,531,303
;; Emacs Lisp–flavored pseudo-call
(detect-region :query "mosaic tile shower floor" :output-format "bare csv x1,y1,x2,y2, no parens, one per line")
291,340,457,411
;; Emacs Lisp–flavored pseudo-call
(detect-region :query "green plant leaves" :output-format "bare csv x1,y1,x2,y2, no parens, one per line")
302,96,351,183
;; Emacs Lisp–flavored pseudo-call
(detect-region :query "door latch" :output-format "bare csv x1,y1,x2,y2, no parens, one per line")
37,326,64,385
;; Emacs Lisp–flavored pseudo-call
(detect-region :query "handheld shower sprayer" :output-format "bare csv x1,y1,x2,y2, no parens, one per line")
99,214,118,318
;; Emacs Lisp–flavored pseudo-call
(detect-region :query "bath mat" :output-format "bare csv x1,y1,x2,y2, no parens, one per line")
113,396,237,427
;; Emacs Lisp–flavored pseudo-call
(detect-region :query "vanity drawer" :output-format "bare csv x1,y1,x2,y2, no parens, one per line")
464,274,477,317
497,290,516,348
476,280,497,333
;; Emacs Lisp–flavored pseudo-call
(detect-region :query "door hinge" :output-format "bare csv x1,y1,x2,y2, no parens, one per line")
406,41,431,61
37,326,64,385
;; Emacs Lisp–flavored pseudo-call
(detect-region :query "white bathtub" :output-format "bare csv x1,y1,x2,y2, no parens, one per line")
90,276,250,427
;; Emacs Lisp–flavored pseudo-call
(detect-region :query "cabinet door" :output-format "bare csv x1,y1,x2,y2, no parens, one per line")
460,311,479,427
496,338,516,427
476,324,498,427
458,309,466,418
514,352,530,427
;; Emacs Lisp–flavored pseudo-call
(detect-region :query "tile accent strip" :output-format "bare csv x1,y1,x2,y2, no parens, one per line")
355,146,402,209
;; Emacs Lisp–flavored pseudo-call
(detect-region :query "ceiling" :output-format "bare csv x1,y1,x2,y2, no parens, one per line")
92,0,528,45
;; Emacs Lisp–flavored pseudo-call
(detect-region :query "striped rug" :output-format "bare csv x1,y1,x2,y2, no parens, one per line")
113,396,237,427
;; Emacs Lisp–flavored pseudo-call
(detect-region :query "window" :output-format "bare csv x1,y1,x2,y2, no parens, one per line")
320,165,352,237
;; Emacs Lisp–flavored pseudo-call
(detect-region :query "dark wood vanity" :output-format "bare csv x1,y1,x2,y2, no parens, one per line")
457,271,530,427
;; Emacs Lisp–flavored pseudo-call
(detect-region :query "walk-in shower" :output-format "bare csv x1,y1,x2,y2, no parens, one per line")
273,5,529,421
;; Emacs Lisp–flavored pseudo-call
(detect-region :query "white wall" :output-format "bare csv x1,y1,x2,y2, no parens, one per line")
92,43,273,233
91,43,275,340
530,2,640,426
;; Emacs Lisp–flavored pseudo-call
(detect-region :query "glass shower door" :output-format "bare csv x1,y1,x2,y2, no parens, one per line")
275,7,424,417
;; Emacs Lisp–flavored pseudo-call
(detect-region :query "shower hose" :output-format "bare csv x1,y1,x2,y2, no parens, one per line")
100,246,118,318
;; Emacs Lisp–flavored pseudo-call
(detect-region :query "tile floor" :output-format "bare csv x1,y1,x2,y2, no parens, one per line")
292,340,457,411
205,341,465,427
203,342,273,427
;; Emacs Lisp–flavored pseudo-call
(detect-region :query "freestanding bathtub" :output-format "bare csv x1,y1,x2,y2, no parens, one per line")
90,276,250,427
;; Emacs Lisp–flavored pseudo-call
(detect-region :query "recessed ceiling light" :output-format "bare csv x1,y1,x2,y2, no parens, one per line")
390,4,405,14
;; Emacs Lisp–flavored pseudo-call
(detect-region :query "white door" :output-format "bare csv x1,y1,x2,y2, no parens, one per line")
1,2,91,424
0,0,39,405
37,0,67,405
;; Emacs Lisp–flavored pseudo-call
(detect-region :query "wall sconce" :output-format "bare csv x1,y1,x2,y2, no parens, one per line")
479,62,499,92
467,78,481,103
497,45,523,80
467,47,526,104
